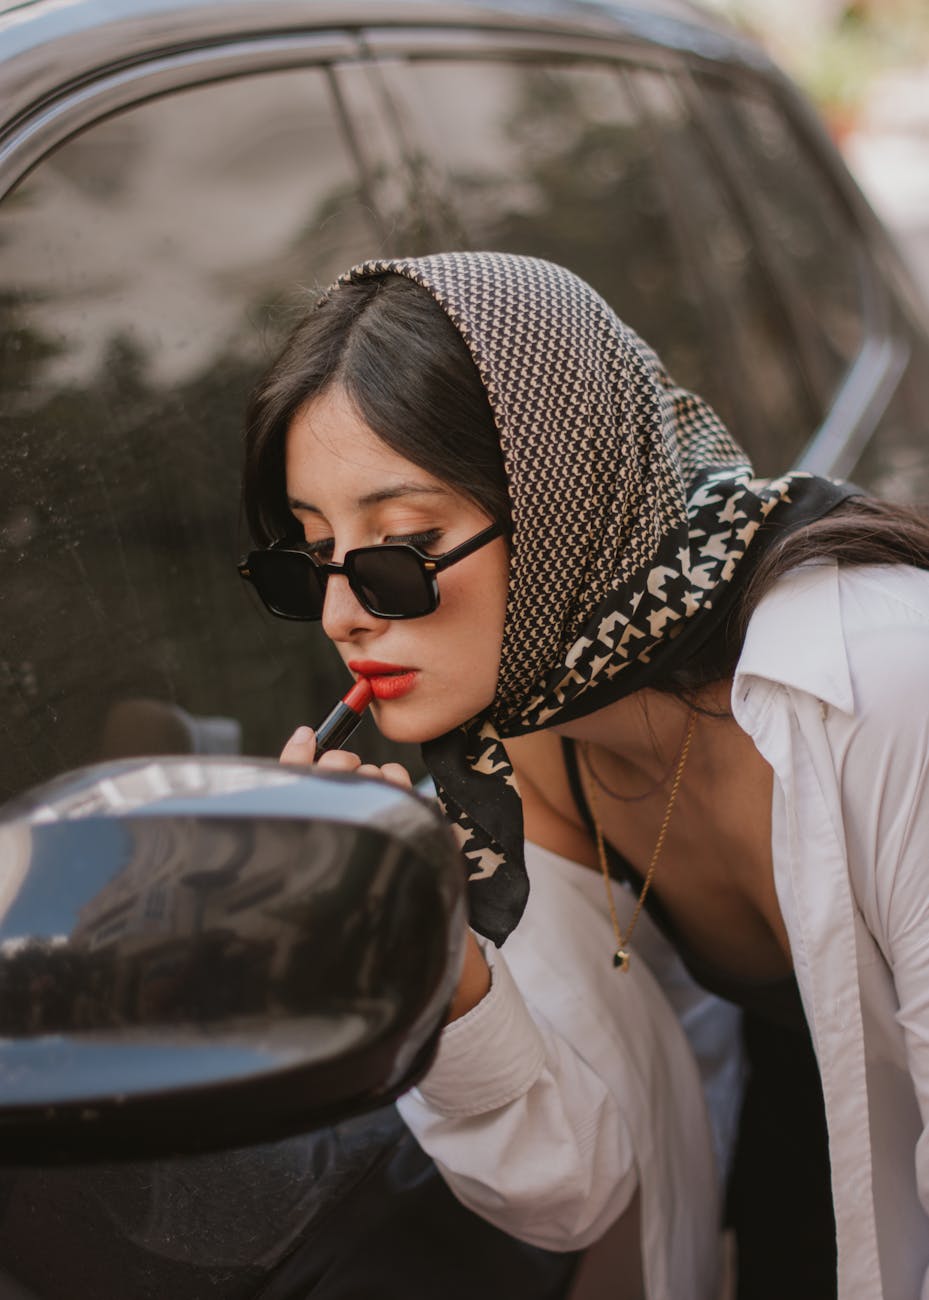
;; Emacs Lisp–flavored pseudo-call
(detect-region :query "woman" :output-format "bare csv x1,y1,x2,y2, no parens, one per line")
241,252,929,1299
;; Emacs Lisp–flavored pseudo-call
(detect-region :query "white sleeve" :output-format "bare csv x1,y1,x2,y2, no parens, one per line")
396,850,722,1292
838,622,929,1234
397,937,639,1252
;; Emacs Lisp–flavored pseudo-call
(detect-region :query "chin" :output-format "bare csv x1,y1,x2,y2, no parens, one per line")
377,719,451,746
374,704,482,747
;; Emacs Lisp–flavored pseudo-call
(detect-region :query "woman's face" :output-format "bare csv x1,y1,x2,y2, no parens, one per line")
285,385,510,744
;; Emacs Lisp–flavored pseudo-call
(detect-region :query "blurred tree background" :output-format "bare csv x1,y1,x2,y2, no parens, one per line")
705,1,929,130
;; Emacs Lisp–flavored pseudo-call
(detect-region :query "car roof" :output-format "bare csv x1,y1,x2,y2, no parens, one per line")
0,0,767,137
0,0,738,28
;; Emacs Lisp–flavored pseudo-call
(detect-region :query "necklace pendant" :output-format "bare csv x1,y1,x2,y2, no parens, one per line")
613,948,631,972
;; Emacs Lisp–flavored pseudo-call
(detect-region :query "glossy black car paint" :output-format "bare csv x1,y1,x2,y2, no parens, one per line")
0,759,566,1300
0,757,466,1160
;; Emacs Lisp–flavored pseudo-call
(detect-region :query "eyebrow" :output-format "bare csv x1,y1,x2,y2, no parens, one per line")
288,483,450,512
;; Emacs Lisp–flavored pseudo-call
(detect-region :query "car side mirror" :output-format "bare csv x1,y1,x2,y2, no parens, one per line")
0,757,466,1162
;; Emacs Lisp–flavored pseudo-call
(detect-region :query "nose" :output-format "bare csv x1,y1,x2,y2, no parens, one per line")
320,571,382,643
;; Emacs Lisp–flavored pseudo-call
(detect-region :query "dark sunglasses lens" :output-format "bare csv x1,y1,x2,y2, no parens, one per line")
352,548,435,617
251,551,325,619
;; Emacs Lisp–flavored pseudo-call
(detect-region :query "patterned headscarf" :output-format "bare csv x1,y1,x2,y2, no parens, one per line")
337,252,852,944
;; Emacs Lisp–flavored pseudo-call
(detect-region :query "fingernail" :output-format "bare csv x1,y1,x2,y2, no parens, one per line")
290,725,313,745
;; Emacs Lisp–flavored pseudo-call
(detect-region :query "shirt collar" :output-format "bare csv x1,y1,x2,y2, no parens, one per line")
733,562,854,714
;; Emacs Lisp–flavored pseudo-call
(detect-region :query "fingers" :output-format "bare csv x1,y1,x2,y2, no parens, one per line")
358,762,413,789
280,729,412,788
279,730,363,772
280,725,317,766
316,749,363,774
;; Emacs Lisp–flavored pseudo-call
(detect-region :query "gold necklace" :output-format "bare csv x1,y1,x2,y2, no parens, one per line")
581,710,697,971
584,722,691,803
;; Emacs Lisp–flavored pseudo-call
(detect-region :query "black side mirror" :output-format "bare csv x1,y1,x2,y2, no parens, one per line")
0,758,466,1162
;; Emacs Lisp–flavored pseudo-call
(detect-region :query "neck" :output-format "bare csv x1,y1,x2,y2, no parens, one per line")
552,682,732,793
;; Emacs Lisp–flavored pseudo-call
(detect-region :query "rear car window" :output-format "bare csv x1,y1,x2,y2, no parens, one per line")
383,53,914,480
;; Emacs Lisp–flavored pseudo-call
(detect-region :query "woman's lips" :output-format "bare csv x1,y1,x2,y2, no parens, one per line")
348,660,418,702
368,671,418,701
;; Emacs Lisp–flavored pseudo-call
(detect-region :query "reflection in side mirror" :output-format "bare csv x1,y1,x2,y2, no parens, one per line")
0,758,466,1162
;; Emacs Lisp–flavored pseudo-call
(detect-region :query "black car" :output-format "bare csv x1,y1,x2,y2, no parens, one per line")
2,0,928,807
1,2,928,1297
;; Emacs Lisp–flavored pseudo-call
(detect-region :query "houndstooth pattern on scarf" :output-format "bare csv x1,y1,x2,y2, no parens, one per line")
335,253,850,944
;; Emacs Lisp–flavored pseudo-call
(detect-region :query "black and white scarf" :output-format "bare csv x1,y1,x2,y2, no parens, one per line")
339,252,852,944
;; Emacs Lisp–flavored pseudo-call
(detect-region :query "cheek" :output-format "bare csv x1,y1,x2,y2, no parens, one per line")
482,557,510,660
445,564,508,689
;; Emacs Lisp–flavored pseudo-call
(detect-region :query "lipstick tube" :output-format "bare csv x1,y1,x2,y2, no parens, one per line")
313,678,373,757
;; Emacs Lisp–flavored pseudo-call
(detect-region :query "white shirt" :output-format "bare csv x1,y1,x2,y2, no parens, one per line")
398,842,740,1300
400,561,929,1299
732,562,929,1299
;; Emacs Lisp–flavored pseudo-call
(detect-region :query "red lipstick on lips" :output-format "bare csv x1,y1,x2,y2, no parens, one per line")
313,677,373,756
347,660,419,702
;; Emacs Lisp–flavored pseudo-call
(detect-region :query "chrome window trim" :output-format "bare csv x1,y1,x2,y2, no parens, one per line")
359,7,770,71
0,0,769,142
797,330,910,479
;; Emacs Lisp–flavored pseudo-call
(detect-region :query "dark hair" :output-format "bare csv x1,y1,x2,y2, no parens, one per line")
243,274,509,545
661,495,929,695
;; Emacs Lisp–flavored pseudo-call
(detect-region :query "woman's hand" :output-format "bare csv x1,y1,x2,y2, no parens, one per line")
280,724,413,789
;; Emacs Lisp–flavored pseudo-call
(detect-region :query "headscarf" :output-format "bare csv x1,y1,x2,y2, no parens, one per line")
336,252,853,944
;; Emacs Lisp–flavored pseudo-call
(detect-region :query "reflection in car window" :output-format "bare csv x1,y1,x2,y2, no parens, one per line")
393,58,825,471
631,68,824,468
393,62,712,394
0,68,421,801
698,79,864,402
698,79,929,504
847,331,929,502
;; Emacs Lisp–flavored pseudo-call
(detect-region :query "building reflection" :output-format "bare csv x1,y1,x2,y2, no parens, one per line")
0,813,435,1040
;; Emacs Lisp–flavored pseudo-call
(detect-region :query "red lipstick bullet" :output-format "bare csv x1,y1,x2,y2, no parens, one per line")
313,678,373,756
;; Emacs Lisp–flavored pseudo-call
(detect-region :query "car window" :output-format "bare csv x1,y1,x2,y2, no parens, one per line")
385,56,821,469
695,76,929,503
696,76,864,400
845,332,929,501
0,66,424,802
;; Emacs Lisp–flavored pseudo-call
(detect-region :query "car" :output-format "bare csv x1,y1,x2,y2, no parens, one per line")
2,0,929,813
1,1,928,1296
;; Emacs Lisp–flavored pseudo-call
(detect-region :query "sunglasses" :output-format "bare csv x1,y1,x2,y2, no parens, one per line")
238,520,504,621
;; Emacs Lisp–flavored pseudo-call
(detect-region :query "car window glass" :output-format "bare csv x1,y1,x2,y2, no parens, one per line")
390,60,714,395
846,329,929,502
630,68,822,466
697,77,865,401
335,60,448,251
0,67,422,802
391,58,816,469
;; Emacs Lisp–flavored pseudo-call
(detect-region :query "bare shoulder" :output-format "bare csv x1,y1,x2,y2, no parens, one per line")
505,731,598,869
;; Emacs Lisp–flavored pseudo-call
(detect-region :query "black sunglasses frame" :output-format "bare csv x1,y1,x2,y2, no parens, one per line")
239,520,504,621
